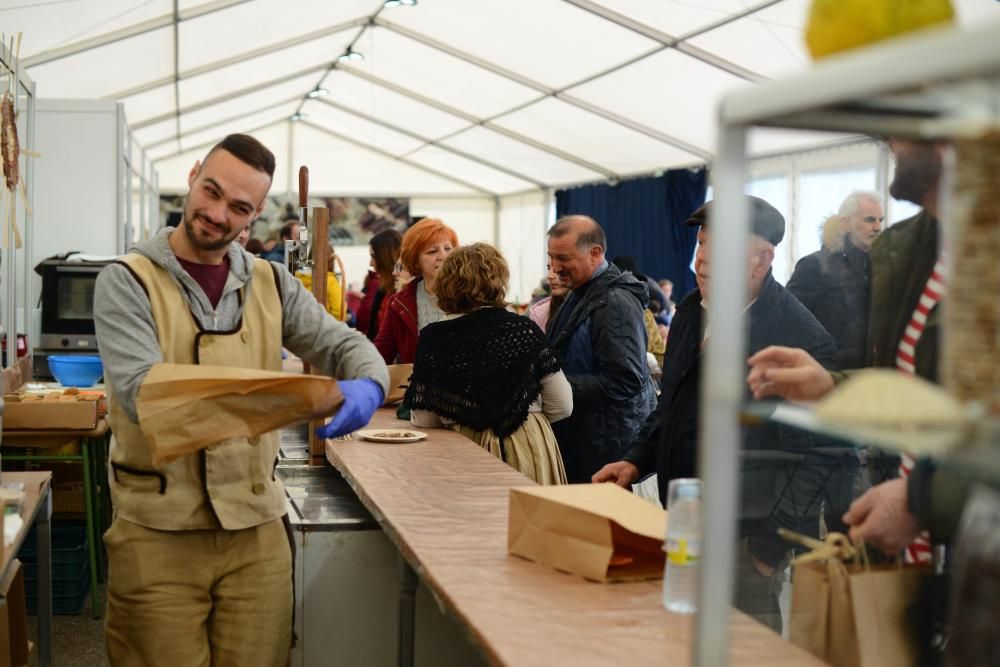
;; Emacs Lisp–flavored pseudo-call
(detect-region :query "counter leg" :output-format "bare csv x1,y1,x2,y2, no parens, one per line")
398,556,416,667
81,441,101,618
36,487,53,667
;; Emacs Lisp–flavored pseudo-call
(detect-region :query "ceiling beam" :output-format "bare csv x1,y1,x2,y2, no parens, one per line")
313,96,548,189
132,64,327,129
373,18,711,160
674,0,788,42
143,96,304,150
106,17,368,102
374,17,550,93
560,0,773,83
24,0,254,68
300,121,496,196
150,118,290,163
336,69,617,180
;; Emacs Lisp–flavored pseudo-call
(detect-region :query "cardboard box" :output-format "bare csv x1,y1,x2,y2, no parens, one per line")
508,483,667,582
52,482,86,515
2,391,104,431
0,559,29,667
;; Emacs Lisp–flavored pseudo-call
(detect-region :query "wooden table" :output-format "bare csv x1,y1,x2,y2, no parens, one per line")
327,409,825,667
0,471,53,667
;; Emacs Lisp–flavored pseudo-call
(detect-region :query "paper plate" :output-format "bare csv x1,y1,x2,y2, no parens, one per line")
356,428,427,444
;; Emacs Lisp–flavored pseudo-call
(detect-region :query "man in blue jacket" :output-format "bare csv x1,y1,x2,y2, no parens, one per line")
546,215,657,483
595,196,839,632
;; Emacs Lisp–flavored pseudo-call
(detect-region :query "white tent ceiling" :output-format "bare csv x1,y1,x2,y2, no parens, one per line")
8,0,1000,195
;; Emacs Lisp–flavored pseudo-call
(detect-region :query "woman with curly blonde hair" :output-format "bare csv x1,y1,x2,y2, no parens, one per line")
403,243,572,484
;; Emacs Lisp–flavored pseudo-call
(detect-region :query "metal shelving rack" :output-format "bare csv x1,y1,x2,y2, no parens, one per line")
696,22,1000,666
0,39,35,376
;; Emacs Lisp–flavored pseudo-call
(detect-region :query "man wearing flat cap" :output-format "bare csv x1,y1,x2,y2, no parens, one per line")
594,195,837,631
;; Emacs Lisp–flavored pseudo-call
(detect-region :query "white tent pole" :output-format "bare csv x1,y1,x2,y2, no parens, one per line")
171,0,181,144
286,120,295,197
492,196,500,247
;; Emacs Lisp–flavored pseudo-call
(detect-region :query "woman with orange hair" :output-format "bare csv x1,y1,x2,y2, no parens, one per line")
373,218,457,363
404,243,571,484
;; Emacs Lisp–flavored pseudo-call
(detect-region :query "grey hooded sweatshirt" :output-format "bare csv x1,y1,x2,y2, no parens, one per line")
95,227,389,423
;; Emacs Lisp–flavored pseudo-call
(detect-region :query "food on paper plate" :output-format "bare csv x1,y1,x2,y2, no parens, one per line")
370,431,419,439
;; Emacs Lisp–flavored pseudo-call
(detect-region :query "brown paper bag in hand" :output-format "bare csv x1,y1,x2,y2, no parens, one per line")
789,533,927,667
136,363,343,467
384,364,412,405
508,483,666,582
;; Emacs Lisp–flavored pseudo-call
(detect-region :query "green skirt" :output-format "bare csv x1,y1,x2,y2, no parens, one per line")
451,412,568,485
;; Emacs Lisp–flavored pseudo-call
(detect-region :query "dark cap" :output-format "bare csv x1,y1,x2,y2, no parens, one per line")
684,195,785,246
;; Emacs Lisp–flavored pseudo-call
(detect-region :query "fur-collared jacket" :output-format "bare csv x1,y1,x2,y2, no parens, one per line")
786,216,871,370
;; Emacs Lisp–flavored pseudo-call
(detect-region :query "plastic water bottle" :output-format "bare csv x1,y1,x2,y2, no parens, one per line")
662,478,702,614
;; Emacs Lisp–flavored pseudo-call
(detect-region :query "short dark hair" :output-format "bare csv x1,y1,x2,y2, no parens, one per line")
548,215,607,253
279,221,299,240
207,134,275,179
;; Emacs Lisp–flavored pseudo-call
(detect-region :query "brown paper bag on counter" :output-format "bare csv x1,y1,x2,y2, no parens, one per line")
789,534,927,667
508,483,666,582
136,363,342,467
384,364,412,405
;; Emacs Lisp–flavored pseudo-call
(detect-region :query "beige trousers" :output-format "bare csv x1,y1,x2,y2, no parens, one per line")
104,516,292,667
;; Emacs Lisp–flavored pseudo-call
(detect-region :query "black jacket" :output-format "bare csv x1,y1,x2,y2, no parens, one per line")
547,263,657,483
787,232,871,370
624,273,839,566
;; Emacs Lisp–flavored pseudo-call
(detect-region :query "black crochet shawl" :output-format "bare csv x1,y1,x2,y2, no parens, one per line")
403,307,561,439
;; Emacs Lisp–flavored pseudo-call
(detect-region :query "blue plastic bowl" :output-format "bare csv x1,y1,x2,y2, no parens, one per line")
47,355,104,388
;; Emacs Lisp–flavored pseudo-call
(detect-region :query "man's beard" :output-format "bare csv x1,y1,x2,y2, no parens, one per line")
183,210,240,251
890,145,941,207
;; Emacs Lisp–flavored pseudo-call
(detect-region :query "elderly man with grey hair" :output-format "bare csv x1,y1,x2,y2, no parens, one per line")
787,190,884,370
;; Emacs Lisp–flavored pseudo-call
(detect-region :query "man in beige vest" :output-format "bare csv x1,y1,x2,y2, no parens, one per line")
94,134,389,666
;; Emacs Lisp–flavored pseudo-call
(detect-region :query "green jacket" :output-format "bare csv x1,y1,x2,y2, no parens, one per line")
867,209,942,380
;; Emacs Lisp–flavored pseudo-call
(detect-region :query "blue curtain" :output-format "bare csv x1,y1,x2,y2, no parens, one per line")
555,169,707,297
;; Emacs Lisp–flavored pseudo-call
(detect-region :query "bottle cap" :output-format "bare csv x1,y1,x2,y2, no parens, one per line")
672,478,702,499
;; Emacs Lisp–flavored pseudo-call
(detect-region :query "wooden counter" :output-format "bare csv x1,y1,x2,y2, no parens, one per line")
1,471,53,667
327,409,824,667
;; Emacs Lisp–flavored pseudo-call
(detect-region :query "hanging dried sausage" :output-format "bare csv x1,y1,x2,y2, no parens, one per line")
1,92,18,191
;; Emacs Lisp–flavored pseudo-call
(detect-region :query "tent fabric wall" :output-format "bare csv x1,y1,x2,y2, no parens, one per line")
555,169,707,297
410,198,496,248
498,191,550,305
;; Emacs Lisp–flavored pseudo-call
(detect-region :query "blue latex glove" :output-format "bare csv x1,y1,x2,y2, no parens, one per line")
315,378,384,439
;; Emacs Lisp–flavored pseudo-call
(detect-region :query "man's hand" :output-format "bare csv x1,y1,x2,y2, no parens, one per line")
842,479,921,555
746,345,835,401
315,378,384,439
592,461,640,488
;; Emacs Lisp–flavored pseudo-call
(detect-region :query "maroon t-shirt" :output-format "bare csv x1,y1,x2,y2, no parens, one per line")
177,255,230,309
